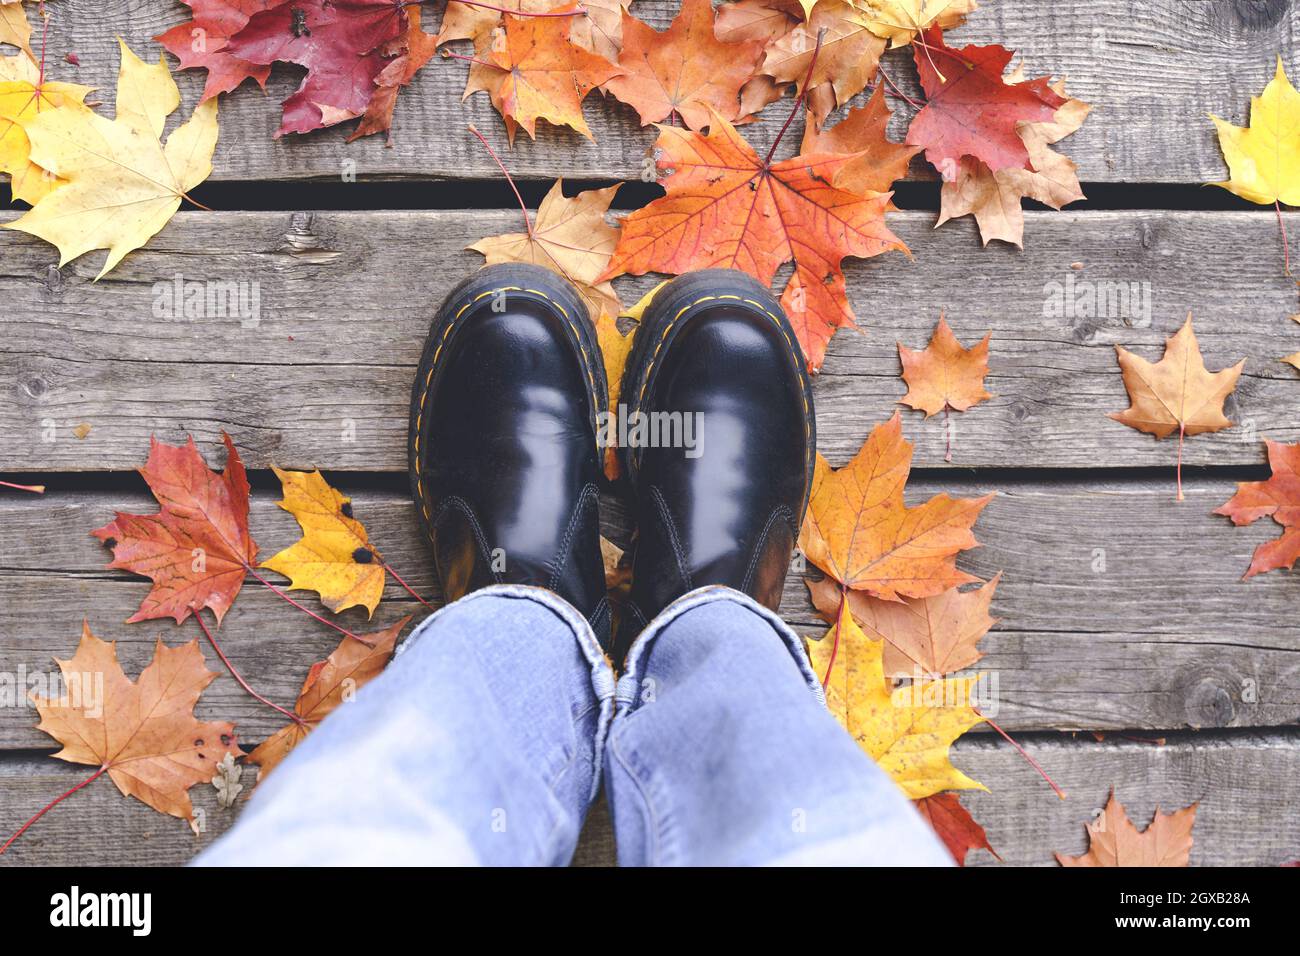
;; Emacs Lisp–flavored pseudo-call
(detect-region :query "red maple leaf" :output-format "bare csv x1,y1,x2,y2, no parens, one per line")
225,0,408,136
93,434,258,625
906,27,1066,178
155,0,273,101
914,792,1001,865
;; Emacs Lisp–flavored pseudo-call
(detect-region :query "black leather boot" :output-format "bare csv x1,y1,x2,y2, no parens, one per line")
408,264,611,643
613,269,816,663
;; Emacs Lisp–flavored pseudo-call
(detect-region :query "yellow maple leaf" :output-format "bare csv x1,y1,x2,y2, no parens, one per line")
1211,57,1300,207
807,602,985,798
4,39,218,279
851,0,977,47
0,70,94,205
260,468,387,618
0,1,34,62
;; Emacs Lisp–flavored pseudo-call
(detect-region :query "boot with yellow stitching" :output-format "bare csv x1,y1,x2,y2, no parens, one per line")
408,264,611,643
612,269,816,665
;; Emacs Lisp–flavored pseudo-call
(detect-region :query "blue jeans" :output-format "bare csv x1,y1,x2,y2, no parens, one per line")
197,585,950,866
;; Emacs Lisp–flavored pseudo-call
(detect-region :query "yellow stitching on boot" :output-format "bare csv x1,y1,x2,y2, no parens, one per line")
413,285,601,544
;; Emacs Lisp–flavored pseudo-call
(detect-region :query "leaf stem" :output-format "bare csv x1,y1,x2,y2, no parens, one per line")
0,480,45,493
820,584,848,691
246,565,375,648
1276,199,1292,277
944,404,953,462
380,560,436,610
468,123,533,239
1176,422,1185,502
0,764,107,855
977,712,1066,799
877,65,923,110
764,28,825,167
442,49,506,71
194,613,307,727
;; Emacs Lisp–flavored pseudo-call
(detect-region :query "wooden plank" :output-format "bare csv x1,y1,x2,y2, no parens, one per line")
3,733,1295,865
27,0,1298,184
3,208,1299,471
1,480,1297,748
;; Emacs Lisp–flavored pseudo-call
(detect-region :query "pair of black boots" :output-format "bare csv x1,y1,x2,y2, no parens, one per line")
408,264,816,663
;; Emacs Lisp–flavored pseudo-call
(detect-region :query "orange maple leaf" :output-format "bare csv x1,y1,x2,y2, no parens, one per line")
798,413,992,600
93,434,257,626
1057,790,1197,867
801,85,921,197
603,0,765,131
464,8,622,143
600,112,908,371
32,623,241,821
898,315,993,418
1109,314,1244,500
1215,438,1300,578
247,616,410,776
348,5,440,142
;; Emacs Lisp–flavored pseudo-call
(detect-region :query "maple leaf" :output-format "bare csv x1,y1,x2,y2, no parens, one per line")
715,0,802,45
154,0,273,102
936,77,1091,247
596,307,636,480
1211,57,1300,208
1214,439,1300,578
798,413,992,600
348,5,439,142
801,85,920,196
0,1,33,61
1057,790,1197,867
246,617,409,776
464,8,622,143
906,27,1066,178
437,0,630,62
807,602,985,799
898,314,992,418
807,572,999,676
4,41,218,279
600,111,907,371
852,0,977,47
603,0,765,131
93,433,257,626
760,0,885,128
1109,315,1244,500
0,65,94,205
469,180,623,321
32,622,241,821
225,0,407,136
260,467,388,618
914,791,999,865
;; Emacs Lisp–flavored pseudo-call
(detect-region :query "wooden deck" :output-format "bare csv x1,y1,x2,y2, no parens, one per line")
2,0,1299,866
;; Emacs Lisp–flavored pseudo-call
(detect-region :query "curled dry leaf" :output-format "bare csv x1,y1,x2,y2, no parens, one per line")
32,623,241,821
1056,790,1197,867
260,467,387,618
1109,315,1244,500
807,602,986,799
246,616,411,777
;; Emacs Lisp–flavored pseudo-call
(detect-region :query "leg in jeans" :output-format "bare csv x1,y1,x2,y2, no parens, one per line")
197,586,614,866
605,587,952,866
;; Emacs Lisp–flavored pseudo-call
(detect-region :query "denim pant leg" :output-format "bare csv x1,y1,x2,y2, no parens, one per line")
196,585,615,867
604,586,952,866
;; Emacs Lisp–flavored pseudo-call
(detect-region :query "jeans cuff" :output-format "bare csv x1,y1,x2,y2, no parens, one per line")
396,584,617,802
615,585,826,712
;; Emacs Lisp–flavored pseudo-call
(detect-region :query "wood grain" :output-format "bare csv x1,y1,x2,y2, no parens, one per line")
24,0,1296,184
3,208,1299,471
3,733,1295,866
1,481,1297,748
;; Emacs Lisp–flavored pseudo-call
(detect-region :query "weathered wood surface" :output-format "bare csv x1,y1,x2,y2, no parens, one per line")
4,208,1299,472
4,733,1297,866
31,0,1297,184
1,480,1298,748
